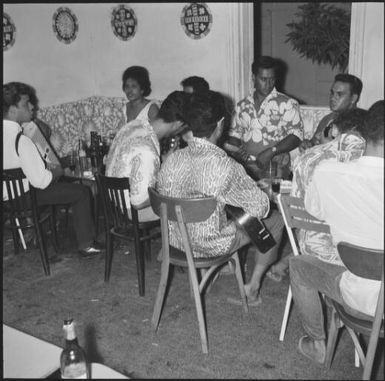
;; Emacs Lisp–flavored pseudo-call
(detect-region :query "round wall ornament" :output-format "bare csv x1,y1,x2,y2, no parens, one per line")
180,3,213,40
111,4,137,41
52,7,78,44
3,13,16,51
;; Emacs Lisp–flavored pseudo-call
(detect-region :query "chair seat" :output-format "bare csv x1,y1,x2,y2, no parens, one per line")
169,245,234,268
332,300,384,338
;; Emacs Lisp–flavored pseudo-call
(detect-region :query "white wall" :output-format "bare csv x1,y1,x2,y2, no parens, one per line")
261,2,351,106
349,3,384,109
3,3,253,107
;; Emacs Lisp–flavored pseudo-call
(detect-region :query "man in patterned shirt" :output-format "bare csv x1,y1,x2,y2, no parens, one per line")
105,91,189,222
157,91,285,306
225,56,304,180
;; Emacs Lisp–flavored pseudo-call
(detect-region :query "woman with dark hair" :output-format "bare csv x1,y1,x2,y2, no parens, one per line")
122,65,159,124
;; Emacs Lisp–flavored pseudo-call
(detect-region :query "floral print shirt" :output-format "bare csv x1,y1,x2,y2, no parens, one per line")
105,120,160,209
229,88,304,165
156,137,270,258
291,132,366,265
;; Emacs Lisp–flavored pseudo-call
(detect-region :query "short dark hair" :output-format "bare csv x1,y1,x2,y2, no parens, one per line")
360,100,384,144
333,108,368,134
158,91,189,123
3,82,36,115
184,90,226,138
122,66,152,97
251,56,277,75
181,76,210,94
334,74,363,99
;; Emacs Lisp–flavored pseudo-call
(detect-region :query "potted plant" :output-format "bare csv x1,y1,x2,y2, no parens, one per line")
286,3,351,72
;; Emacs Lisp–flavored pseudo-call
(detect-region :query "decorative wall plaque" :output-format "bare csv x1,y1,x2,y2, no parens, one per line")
180,3,213,40
3,13,16,51
52,7,78,44
111,4,137,41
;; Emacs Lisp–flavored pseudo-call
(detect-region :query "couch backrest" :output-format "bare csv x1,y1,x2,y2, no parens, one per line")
38,95,330,162
38,96,127,156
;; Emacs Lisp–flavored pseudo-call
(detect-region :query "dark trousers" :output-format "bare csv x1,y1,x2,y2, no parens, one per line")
35,182,95,249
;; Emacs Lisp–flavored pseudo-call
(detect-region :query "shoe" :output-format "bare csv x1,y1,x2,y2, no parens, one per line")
78,242,104,258
298,336,325,365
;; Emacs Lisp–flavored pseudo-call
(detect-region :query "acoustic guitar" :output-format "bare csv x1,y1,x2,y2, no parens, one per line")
225,204,276,254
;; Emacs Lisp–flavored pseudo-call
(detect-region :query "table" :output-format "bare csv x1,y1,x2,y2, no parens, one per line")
89,362,129,379
3,324,62,378
3,324,129,379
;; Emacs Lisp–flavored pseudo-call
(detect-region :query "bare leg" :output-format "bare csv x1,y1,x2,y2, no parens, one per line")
245,209,285,300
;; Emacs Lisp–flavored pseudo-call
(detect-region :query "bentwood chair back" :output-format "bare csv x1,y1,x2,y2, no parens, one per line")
276,194,330,341
95,173,159,296
325,242,383,380
3,168,58,276
148,187,249,354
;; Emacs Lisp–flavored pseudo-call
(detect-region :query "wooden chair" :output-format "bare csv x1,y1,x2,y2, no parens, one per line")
95,173,160,296
276,194,330,341
325,242,384,380
148,187,249,354
3,168,58,276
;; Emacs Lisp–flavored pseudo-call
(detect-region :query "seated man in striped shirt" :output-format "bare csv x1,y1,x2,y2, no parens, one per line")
156,91,284,306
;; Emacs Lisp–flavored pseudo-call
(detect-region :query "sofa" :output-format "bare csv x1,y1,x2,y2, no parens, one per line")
37,96,330,160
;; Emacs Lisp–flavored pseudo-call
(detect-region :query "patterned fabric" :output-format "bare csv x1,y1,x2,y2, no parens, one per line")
156,137,270,258
291,132,366,265
37,96,127,157
229,88,304,169
105,120,160,213
291,106,331,164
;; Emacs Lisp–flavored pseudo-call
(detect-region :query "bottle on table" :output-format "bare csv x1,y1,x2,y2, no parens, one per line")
78,139,87,176
60,318,89,379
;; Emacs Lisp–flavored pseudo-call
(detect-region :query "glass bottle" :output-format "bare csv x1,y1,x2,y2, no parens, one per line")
78,139,87,176
60,319,89,379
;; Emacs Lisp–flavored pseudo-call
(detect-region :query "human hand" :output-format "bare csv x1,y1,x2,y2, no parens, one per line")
299,139,313,153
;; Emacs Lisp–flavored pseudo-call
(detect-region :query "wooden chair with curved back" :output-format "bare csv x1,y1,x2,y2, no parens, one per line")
95,173,160,296
325,241,384,380
3,168,58,276
148,187,249,354
276,193,331,341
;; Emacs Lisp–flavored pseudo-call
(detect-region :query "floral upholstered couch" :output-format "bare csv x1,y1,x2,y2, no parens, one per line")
37,95,330,161
37,96,127,157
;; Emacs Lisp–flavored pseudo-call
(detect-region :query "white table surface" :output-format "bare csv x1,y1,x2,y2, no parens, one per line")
90,362,129,379
3,324,129,379
3,324,62,378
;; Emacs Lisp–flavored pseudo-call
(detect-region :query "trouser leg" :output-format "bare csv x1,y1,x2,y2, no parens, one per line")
35,182,95,250
289,254,345,340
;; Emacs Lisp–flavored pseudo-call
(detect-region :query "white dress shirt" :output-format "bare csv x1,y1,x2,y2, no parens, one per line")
3,119,52,200
305,156,383,316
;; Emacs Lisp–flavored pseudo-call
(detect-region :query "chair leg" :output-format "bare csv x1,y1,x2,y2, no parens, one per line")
34,222,50,276
152,257,171,331
104,232,114,282
144,232,152,262
133,228,145,296
11,226,20,255
232,253,249,313
325,307,340,368
49,211,59,253
188,265,209,354
279,286,293,341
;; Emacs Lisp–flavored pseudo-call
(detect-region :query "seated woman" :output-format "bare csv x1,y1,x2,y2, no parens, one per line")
267,108,368,279
122,65,159,124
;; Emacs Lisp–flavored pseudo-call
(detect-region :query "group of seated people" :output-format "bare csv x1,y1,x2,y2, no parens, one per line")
3,55,383,367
